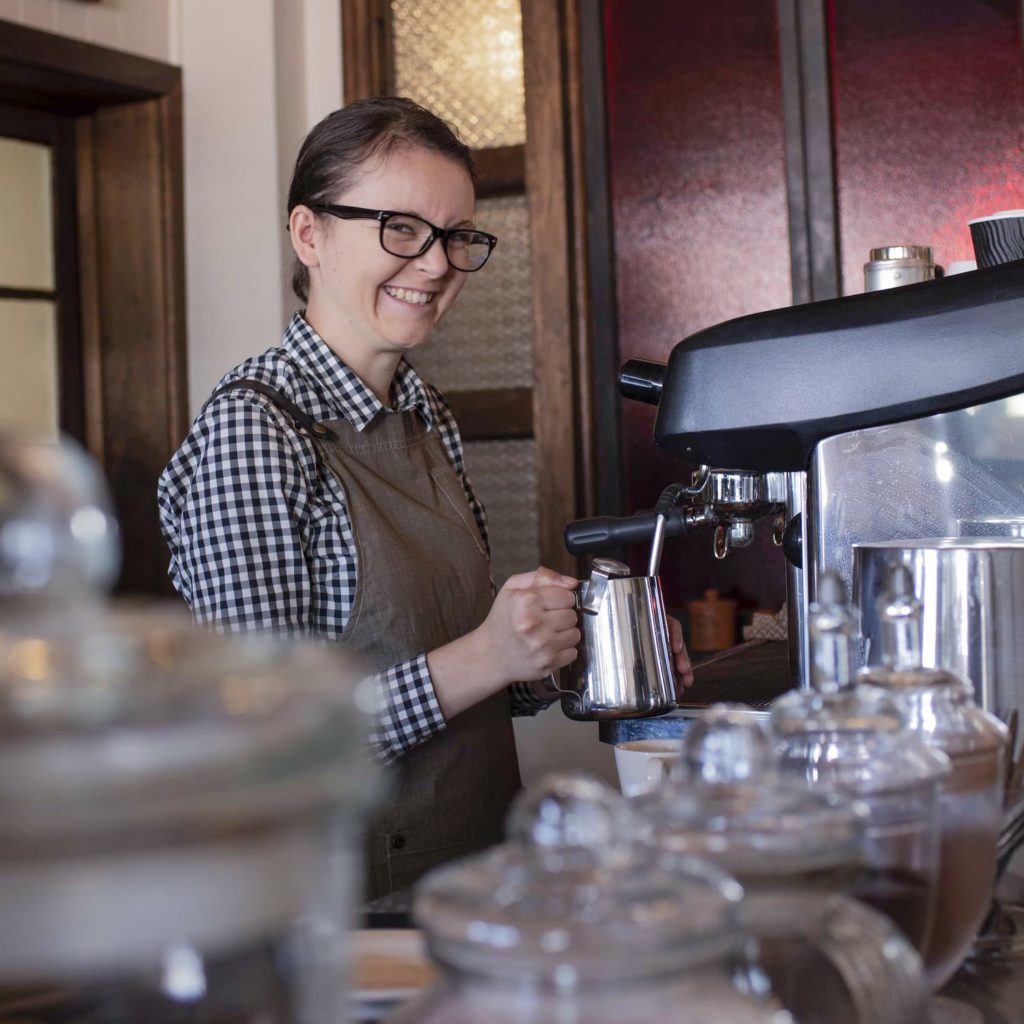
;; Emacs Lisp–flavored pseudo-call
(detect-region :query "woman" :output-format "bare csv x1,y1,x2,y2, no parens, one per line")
159,97,692,897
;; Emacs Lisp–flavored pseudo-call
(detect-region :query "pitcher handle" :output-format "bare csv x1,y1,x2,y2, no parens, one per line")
530,670,574,700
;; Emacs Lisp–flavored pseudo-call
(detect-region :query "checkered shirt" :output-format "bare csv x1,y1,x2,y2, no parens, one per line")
158,313,550,764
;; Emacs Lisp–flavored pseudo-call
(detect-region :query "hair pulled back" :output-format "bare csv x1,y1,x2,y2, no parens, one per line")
287,96,477,303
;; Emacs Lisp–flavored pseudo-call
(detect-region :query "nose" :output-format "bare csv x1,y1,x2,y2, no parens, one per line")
412,235,451,278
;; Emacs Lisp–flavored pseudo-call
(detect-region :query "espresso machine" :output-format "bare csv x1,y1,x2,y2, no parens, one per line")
567,256,1024,714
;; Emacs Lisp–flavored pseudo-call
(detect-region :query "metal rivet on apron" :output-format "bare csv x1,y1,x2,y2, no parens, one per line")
390,834,406,850
311,423,328,437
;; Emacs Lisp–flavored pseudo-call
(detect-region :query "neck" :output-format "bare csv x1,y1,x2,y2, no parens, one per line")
302,309,400,406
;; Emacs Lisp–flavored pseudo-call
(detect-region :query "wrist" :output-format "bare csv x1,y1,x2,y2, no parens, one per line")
426,626,507,720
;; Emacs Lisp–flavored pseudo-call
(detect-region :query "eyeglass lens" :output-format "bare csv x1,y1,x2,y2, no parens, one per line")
381,214,492,271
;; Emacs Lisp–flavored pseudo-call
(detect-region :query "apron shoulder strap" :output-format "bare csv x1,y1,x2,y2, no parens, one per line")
206,378,336,441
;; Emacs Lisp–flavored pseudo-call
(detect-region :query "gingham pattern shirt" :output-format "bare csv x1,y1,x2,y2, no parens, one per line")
158,313,549,764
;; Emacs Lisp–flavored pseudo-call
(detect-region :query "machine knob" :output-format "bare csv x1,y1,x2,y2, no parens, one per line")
782,513,803,568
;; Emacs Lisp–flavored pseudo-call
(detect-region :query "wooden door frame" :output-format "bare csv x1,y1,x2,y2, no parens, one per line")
0,19,187,594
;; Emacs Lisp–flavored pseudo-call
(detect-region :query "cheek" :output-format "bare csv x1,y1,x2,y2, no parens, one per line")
442,274,469,310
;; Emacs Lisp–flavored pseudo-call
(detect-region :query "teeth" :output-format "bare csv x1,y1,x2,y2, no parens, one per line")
385,286,434,306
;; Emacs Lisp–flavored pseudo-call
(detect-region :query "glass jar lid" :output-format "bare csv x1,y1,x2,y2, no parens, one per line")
772,687,950,796
639,707,866,881
857,565,1008,756
772,572,950,795
414,774,743,986
0,604,377,840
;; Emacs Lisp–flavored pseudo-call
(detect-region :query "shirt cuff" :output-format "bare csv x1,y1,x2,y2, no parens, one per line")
370,653,447,764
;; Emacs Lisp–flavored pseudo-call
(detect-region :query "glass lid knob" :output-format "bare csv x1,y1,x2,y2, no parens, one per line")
683,705,772,784
878,565,924,672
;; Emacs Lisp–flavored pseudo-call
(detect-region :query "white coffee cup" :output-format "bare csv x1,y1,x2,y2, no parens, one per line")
613,739,682,797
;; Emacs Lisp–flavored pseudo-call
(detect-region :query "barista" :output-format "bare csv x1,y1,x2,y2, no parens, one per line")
158,97,693,897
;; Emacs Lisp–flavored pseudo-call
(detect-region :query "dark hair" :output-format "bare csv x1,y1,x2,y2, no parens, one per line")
287,96,478,303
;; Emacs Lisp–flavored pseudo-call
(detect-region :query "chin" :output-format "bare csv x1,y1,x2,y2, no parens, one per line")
384,332,432,353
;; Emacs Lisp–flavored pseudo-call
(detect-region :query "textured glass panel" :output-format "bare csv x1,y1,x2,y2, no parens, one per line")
0,137,54,290
409,195,532,390
0,299,59,439
390,0,526,149
464,439,538,588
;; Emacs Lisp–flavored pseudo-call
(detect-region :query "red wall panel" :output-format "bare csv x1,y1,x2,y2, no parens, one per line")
831,0,1024,291
604,0,791,610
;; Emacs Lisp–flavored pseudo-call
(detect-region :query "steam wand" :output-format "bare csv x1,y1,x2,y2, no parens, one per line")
648,469,710,576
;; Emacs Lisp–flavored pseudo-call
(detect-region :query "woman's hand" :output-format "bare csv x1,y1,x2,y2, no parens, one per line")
482,567,581,679
667,614,694,695
427,567,580,719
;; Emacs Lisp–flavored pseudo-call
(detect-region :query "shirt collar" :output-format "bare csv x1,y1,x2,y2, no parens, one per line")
280,313,434,432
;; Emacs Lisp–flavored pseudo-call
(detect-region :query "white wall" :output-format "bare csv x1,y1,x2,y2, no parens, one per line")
175,0,343,411
0,0,171,61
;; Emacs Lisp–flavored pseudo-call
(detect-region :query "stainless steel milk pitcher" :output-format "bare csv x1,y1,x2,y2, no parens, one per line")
557,557,676,721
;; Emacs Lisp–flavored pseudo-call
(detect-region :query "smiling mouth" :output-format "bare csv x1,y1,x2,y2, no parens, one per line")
384,286,436,306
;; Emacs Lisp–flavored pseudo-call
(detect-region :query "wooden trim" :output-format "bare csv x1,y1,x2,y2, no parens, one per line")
0,101,57,141
0,286,55,300
75,117,104,463
522,0,579,576
341,0,392,101
446,388,533,440
777,0,840,302
85,97,186,593
158,82,189,452
567,0,621,520
473,144,525,197
0,18,180,111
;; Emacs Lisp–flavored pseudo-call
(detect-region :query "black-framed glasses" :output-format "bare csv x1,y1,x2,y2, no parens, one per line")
309,203,498,272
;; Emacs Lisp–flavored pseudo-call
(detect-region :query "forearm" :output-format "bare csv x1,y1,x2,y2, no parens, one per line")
425,626,508,719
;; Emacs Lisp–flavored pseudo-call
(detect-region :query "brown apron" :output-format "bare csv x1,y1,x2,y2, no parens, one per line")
210,380,522,898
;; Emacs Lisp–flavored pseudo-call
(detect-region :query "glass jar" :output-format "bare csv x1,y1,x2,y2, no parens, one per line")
386,775,792,1024
636,707,929,1024
771,572,950,954
0,434,120,605
0,606,379,1024
859,564,1009,987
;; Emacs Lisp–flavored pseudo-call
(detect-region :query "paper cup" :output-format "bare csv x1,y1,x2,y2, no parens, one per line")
969,210,1024,269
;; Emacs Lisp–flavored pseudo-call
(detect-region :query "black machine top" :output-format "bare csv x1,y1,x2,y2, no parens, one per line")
621,257,1024,472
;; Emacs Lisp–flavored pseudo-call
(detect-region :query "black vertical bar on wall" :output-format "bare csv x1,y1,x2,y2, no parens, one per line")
579,0,623,517
52,115,85,443
777,0,841,302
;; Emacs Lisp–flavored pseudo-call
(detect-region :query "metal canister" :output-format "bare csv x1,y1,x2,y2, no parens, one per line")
863,245,935,292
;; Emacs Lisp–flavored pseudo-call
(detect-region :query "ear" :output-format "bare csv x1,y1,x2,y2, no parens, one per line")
289,205,322,269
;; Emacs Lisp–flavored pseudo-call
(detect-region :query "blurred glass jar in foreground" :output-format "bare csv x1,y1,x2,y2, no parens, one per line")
0,608,379,1024
0,435,120,607
0,433,380,1023
859,565,1008,988
386,775,792,1024
635,708,929,1024
771,572,950,957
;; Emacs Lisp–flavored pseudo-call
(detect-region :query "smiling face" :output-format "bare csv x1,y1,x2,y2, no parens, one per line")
298,144,476,379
